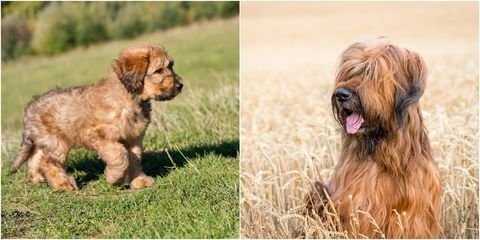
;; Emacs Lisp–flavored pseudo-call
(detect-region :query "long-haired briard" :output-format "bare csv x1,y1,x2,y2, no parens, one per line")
304,37,441,238
11,44,183,191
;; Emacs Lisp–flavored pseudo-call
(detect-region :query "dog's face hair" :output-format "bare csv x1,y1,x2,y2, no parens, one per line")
113,44,183,101
332,38,427,152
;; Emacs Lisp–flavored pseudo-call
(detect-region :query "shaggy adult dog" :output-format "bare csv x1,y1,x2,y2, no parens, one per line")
11,44,183,191
304,38,441,238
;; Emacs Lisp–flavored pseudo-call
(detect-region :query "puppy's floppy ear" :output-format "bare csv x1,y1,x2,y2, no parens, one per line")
113,47,150,93
394,49,427,128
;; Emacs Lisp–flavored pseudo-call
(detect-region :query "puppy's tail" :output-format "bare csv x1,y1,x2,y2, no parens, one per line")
11,134,34,173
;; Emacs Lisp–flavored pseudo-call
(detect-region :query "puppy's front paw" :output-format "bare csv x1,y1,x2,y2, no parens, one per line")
104,165,128,186
130,175,156,189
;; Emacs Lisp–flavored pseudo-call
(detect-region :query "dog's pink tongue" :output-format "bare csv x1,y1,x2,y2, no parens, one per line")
346,113,364,134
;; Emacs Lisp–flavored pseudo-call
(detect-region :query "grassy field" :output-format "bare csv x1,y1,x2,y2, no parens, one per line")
240,2,478,239
1,18,239,238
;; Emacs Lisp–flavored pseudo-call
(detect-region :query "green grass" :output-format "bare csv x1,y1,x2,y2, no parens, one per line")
1,18,239,238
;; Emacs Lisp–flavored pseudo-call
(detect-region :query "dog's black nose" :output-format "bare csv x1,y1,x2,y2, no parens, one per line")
176,83,183,91
335,87,353,102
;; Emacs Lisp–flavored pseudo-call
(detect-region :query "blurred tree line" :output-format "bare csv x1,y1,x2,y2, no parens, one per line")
1,1,239,61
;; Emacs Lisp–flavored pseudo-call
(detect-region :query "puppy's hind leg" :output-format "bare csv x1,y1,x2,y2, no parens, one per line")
11,135,46,184
39,146,77,191
27,147,46,184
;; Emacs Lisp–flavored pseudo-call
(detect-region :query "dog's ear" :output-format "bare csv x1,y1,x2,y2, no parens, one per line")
394,50,427,128
113,47,150,94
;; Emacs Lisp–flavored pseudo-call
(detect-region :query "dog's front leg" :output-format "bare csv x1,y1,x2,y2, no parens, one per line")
96,141,130,185
303,181,332,217
126,137,156,189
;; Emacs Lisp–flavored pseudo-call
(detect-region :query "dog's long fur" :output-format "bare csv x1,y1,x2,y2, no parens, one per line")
11,44,183,190
305,38,441,238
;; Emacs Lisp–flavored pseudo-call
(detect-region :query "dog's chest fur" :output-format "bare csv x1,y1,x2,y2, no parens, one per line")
87,98,151,145
327,135,440,238
118,101,151,138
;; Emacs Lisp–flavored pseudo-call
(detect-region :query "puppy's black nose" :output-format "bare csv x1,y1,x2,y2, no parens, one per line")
335,87,353,102
176,83,183,91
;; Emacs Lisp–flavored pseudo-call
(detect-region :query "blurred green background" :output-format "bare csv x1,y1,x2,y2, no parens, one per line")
1,1,238,60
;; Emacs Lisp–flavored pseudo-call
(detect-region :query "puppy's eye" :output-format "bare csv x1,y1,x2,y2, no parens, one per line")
155,68,164,74
167,62,174,69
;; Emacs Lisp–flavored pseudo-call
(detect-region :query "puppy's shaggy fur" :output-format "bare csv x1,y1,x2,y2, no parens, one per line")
11,44,183,190
305,38,441,238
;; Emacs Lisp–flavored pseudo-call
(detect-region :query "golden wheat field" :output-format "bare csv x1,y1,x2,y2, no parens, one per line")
240,2,478,238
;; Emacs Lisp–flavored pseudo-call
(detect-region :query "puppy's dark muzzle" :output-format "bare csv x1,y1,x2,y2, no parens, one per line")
335,87,353,102
156,94,174,101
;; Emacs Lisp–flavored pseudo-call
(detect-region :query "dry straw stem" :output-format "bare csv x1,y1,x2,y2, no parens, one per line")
240,2,478,238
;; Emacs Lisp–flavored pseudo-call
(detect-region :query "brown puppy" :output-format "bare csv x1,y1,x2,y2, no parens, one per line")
11,44,183,190
305,38,441,238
